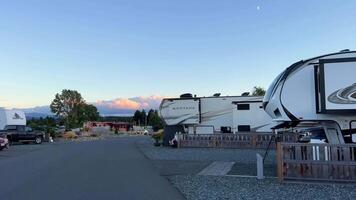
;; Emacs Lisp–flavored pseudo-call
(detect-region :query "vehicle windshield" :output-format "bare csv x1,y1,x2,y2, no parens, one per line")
263,70,286,103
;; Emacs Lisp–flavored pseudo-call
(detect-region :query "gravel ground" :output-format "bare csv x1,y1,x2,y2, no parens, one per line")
139,138,355,200
228,163,276,177
138,140,276,164
169,175,356,200
138,138,278,176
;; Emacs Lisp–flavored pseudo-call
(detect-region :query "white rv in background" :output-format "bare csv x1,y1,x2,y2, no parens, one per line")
263,50,356,144
0,108,26,130
159,94,274,143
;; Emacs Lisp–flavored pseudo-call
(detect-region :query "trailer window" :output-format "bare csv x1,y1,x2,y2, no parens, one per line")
237,104,250,110
5,125,16,130
238,125,251,132
17,126,25,132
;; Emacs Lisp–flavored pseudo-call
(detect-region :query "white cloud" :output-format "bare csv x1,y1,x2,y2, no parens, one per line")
96,95,164,110
19,96,166,117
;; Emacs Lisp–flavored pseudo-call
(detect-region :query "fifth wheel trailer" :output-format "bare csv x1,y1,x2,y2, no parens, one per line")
263,50,356,144
0,108,26,130
159,94,274,145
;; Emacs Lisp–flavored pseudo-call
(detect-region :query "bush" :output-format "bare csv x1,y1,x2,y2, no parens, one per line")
90,133,98,137
152,129,164,141
63,131,78,139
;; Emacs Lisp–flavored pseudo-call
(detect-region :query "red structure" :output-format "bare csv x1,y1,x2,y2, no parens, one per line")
84,121,133,132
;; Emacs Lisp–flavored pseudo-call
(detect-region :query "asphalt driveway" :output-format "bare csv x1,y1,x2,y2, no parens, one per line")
0,137,185,200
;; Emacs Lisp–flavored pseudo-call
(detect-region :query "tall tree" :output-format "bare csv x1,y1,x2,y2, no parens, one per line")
147,109,155,125
251,86,266,96
79,104,100,122
50,89,85,118
150,110,163,131
140,110,147,126
50,89,99,129
133,110,142,125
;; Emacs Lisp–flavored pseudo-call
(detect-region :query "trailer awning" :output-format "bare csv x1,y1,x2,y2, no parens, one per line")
270,121,299,130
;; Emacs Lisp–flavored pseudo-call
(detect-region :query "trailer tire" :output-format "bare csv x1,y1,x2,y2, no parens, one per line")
35,137,42,144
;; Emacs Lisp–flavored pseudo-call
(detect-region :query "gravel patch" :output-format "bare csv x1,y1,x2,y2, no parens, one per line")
228,163,276,177
153,160,210,176
138,140,276,164
169,175,356,200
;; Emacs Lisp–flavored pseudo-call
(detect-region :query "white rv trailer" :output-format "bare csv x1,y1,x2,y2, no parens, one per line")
263,50,356,143
159,94,274,144
0,108,26,130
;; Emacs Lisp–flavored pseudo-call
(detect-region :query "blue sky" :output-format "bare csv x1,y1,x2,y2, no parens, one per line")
1,0,356,108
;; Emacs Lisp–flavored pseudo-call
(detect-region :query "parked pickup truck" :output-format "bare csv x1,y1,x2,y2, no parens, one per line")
0,125,45,144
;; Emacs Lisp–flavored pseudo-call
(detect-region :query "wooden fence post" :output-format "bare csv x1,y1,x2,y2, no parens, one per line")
252,135,257,148
178,133,181,148
276,142,283,183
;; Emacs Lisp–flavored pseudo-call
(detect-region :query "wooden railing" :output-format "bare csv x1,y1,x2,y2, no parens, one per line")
178,133,298,149
277,142,356,182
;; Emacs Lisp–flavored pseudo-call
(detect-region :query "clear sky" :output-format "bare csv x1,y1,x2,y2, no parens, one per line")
1,0,356,108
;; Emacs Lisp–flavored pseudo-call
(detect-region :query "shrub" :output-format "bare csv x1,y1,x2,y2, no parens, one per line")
63,131,78,139
152,129,164,140
90,133,98,137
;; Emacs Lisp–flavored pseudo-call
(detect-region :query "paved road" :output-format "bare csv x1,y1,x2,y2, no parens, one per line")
0,137,185,200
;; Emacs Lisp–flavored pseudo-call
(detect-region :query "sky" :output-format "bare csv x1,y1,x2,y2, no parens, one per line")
1,0,356,111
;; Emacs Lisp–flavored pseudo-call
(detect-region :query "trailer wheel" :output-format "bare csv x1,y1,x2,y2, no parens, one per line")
35,137,42,144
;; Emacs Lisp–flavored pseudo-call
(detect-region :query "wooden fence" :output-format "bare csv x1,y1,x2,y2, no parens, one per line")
178,133,298,149
277,142,356,182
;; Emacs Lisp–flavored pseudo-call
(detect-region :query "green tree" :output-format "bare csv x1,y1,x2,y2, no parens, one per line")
79,104,100,122
251,86,266,96
133,110,142,125
50,89,85,118
150,110,163,131
147,109,155,125
140,110,147,126
27,116,58,137
50,89,99,129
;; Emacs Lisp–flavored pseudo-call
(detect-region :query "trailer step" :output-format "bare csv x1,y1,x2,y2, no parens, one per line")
198,161,235,176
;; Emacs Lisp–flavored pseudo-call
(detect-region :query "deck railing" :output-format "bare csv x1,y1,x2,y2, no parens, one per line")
178,133,298,149
277,142,356,182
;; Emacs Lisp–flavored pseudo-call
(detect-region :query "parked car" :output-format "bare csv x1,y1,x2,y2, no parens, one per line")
0,134,9,150
0,125,45,145
298,127,328,144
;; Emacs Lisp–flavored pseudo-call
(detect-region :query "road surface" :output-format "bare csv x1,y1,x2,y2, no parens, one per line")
0,137,185,200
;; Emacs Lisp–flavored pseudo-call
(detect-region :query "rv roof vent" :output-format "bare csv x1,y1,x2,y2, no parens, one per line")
340,49,350,52
180,93,193,98
241,92,250,96
213,93,221,97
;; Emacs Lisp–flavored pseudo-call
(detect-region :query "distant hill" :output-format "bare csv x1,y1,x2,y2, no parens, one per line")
17,105,139,118
15,96,162,118
25,112,53,120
